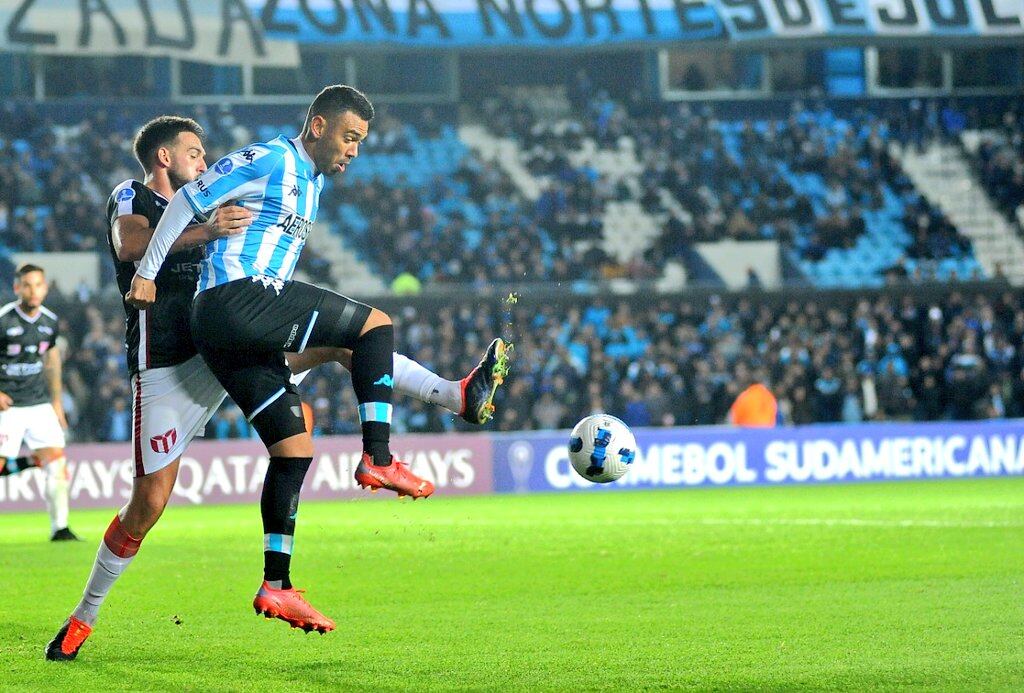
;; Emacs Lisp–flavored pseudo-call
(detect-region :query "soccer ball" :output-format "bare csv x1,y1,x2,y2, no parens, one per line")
568,414,637,484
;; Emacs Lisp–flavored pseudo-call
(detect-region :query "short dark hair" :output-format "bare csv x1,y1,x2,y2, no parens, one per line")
303,85,374,132
15,263,44,279
133,116,205,172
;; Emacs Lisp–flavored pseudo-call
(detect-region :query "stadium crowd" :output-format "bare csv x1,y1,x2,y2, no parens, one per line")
37,286,1024,443
2,96,1022,442
2,97,1011,290
968,105,1024,226
482,93,978,277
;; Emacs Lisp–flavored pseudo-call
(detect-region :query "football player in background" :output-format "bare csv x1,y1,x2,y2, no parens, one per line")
0,264,78,542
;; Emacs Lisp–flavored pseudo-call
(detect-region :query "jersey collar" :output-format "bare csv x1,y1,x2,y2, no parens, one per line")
14,304,41,323
289,137,318,178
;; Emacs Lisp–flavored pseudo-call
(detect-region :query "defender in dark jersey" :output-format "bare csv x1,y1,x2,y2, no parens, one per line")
0,264,78,541
48,115,510,659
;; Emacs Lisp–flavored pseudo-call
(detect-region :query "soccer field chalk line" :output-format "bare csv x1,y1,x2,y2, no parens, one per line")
691,517,1024,529
403,517,1024,529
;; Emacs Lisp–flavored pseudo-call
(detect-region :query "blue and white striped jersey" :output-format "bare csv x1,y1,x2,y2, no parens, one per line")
180,136,325,292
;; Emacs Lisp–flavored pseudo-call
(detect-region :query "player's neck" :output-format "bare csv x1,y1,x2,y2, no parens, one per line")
17,301,39,318
298,135,320,175
144,171,175,201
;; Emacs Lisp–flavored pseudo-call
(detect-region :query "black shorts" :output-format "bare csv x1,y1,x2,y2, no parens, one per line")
191,277,371,442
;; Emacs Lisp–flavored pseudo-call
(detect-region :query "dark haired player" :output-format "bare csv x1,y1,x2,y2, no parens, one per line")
46,111,509,659
125,85,432,636
0,264,78,541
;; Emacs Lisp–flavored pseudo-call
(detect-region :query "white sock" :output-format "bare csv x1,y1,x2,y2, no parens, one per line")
392,352,462,413
44,456,69,533
73,542,135,626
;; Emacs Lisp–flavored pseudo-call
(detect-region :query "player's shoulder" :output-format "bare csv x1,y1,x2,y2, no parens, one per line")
228,140,288,167
108,179,151,206
38,305,58,322
0,301,18,320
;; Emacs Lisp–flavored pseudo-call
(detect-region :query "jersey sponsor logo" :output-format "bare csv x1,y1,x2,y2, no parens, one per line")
6,344,21,356
214,157,234,175
169,261,201,282
39,342,50,353
3,362,42,377
277,212,313,241
6,326,23,336
150,427,178,454
115,187,135,202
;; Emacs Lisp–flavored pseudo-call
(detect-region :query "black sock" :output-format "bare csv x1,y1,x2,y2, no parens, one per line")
350,324,395,466
261,456,312,590
0,456,36,477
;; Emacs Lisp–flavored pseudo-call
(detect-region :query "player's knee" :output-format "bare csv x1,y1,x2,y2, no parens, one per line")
34,448,64,464
268,431,314,458
359,308,392,336
250,386,309,451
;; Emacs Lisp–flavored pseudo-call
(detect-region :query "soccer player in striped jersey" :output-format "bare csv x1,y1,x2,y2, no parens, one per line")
46,111,509,660
127,86,454,633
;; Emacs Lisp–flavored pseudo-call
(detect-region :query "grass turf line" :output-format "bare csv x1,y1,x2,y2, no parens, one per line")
2,477,1022,691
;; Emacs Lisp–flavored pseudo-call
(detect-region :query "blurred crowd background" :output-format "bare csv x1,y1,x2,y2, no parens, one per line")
34,286,1024,442
1,92,1022,441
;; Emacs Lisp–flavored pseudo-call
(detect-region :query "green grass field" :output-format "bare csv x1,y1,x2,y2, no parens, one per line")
3,478,1023,691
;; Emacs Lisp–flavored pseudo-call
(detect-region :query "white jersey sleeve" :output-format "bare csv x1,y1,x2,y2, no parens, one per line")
135,143,285,281
135,191,199,280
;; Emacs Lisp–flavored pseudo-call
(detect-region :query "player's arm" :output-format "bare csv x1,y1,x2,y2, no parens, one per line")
111,207,251,262
43,345,67,429
0,331,11,411
128,145,283,309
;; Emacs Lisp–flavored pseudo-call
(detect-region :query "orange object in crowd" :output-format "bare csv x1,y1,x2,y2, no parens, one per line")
729,383,778,427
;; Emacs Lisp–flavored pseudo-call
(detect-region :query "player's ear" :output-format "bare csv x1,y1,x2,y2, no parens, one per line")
310,114,327,140
156,146,171,168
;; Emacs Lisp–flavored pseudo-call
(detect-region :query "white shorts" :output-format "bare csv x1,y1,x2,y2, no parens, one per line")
0,402,66,458
131,354,227,477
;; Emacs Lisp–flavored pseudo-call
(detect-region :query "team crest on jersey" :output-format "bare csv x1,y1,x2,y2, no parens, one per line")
6,326,23,336
150,428,178,454
115,187,135,202
214,157,234,175
39,325,53,335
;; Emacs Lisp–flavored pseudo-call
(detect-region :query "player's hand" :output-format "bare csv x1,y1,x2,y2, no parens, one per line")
0,391,12,411
52,398,68,430
205,204,252,239
125,275,157,310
